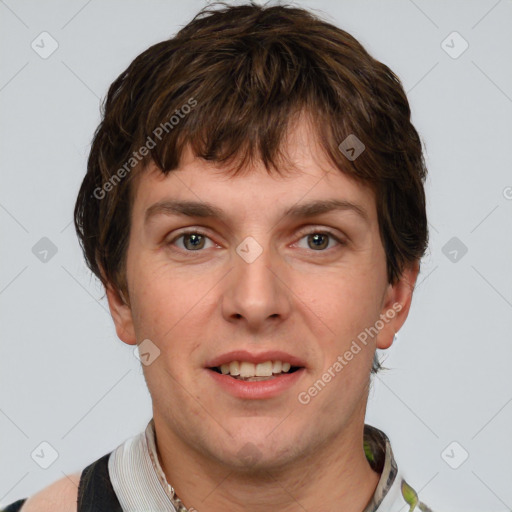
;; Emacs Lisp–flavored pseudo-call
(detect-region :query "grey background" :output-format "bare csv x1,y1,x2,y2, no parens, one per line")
1,0,511,510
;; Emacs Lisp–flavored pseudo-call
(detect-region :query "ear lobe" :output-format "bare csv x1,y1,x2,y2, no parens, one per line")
105,282,137,346
376,260,420,350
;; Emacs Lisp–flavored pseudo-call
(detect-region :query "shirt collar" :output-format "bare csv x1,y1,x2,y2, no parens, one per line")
361,424,398,511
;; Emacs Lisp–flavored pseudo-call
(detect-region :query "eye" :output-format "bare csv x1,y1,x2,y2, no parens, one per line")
294,228,346,252
168,230,216,252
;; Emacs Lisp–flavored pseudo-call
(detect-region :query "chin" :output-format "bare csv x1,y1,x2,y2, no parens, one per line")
220,417,297,446
208,429,301,471
220,446,295,474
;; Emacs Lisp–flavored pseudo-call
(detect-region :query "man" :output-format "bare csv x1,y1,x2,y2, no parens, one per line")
5,1,434,510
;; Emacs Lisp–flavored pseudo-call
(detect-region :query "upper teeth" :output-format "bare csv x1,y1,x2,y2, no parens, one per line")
219,361,292,377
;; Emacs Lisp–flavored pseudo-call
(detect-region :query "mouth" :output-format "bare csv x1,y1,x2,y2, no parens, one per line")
204,351,307,399
205,352,307,399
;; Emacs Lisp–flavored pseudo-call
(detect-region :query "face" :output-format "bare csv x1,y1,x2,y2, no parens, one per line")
107,116,418,472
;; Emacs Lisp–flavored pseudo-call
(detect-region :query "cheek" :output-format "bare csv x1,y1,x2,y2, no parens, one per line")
129,264,214,362
301,267,383,340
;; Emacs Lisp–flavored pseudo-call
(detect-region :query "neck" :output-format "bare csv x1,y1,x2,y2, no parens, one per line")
152,411,381,512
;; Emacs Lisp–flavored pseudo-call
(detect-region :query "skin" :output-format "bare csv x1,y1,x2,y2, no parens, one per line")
105,114,420,512
20,472,81,512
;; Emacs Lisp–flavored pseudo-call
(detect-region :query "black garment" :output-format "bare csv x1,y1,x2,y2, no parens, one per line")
2,452,122,512
77,452,122,511
2,499,26,512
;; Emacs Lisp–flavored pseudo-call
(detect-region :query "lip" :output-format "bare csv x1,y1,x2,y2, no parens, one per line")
206,367,306,400
204,350,307,369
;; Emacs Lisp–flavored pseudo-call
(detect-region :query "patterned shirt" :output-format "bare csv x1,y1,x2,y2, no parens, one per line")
107,418,434,511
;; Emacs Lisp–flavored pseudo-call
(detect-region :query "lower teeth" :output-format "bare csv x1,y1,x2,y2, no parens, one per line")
231,375,279,381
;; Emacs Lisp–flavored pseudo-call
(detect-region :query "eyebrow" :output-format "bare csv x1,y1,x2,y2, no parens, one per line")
144,198,370,226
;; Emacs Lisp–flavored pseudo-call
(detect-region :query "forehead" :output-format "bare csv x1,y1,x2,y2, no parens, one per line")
130,117,376,225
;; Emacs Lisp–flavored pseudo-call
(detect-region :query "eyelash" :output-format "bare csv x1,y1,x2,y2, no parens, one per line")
167,227,346,255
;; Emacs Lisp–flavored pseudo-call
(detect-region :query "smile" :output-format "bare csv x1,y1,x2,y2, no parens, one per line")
210,360,301,381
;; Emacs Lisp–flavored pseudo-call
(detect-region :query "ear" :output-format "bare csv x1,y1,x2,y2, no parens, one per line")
104,281,137,346
376,260,420,350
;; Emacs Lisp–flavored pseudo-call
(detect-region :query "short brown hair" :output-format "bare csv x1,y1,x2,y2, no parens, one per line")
74,1,428,374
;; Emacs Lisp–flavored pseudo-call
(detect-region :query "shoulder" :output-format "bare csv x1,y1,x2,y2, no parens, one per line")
20,471,82,512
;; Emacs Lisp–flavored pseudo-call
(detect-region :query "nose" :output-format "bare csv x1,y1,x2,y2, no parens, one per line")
221,237,292,332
